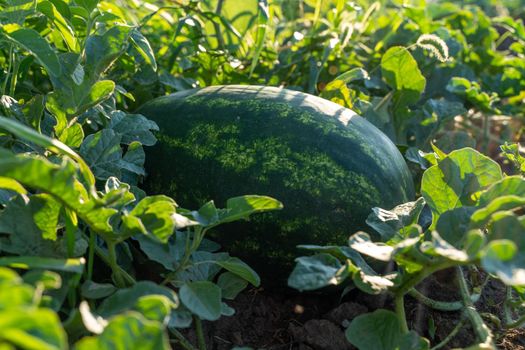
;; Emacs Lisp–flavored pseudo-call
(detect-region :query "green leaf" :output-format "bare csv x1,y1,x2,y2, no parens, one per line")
23,270,61,290
217,272,248,300
0,116,95,188
348,232,394,261
0,272,35,309
21,95,45,132
248,0,269,76
97,281,178,319
84,25,133,81
37,1,78,52
320,80,353,108
420,231,472,262
346,310,429,350
33,194,62,240
57,123,84,148
79,129,122,179
218,195,283,225
288,254,342,291
133,295,173,324
335,67,369,83
482,239,524,286
472,196,525,228
0,195,85,257
134,235,179,271
348,260,396,295
81,281,116,300
0,177,27,195
500,143,525,175
478,176,525,207
121,195,177,242
214,257,260,287
421,148,502,218
75,0,99,12
76,80,116,115
0,256,84,274
0,309,67,350
4,28,61,77
0,150,114,234
120,142,145,183
179,281,222,321
481,213,525,285
108,111,158,146
381,46,426,108
366,198,425,240
130,29,157,71
75,312,170,350
447,77,500,113
435,207,476,246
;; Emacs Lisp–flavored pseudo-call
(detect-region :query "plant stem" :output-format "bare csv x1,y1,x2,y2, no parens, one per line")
87,230,95,280
213,0,225,50
408,288,481,311
162,228,204,285
194,315,207,350
456,267,494,346
107,242,126,288
9,48,18,97
395,263,454,297
395,294,409,334
169,328,197,350
2,45,13,96
504,314,525,329
430,313,466,350
504,286,514,326
86,235,136,285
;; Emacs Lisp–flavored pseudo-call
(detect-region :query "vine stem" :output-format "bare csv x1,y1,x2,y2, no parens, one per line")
162,228,205,285
107,242,126,288
194,315,207,350
456,267,494,347
395,294,409,334
87,230,95,280
408,288,481,311
430,313,466,350
2,45,13,96
504,286,514,326
213,0,226,50
169,328,197,350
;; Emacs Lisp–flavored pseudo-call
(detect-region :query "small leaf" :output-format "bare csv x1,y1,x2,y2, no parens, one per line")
348,232,394,261
81,280,116,300
75,312,170,350
288,254,342,291
346,310,429,350
4,28,61,77
217,272,248,300
0,309,67,350
0,256,84,273
130,29,157,71
97,281,178,318
37,1,78,52
214,257,260,287
381,46,426,108
421,148,502,218
179,281,222,321
109,111,158,146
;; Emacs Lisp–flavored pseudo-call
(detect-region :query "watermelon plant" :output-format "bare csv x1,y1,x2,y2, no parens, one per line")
289,145,525,349
0,0,524,348
0,1,283,349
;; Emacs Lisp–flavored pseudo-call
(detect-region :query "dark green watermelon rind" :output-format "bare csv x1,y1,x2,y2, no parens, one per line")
139,85,415,275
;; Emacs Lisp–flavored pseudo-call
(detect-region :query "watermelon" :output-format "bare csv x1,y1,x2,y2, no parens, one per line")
139,85,415,279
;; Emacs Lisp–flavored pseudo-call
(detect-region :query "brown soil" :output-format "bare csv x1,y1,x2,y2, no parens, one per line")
177,272,524,350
